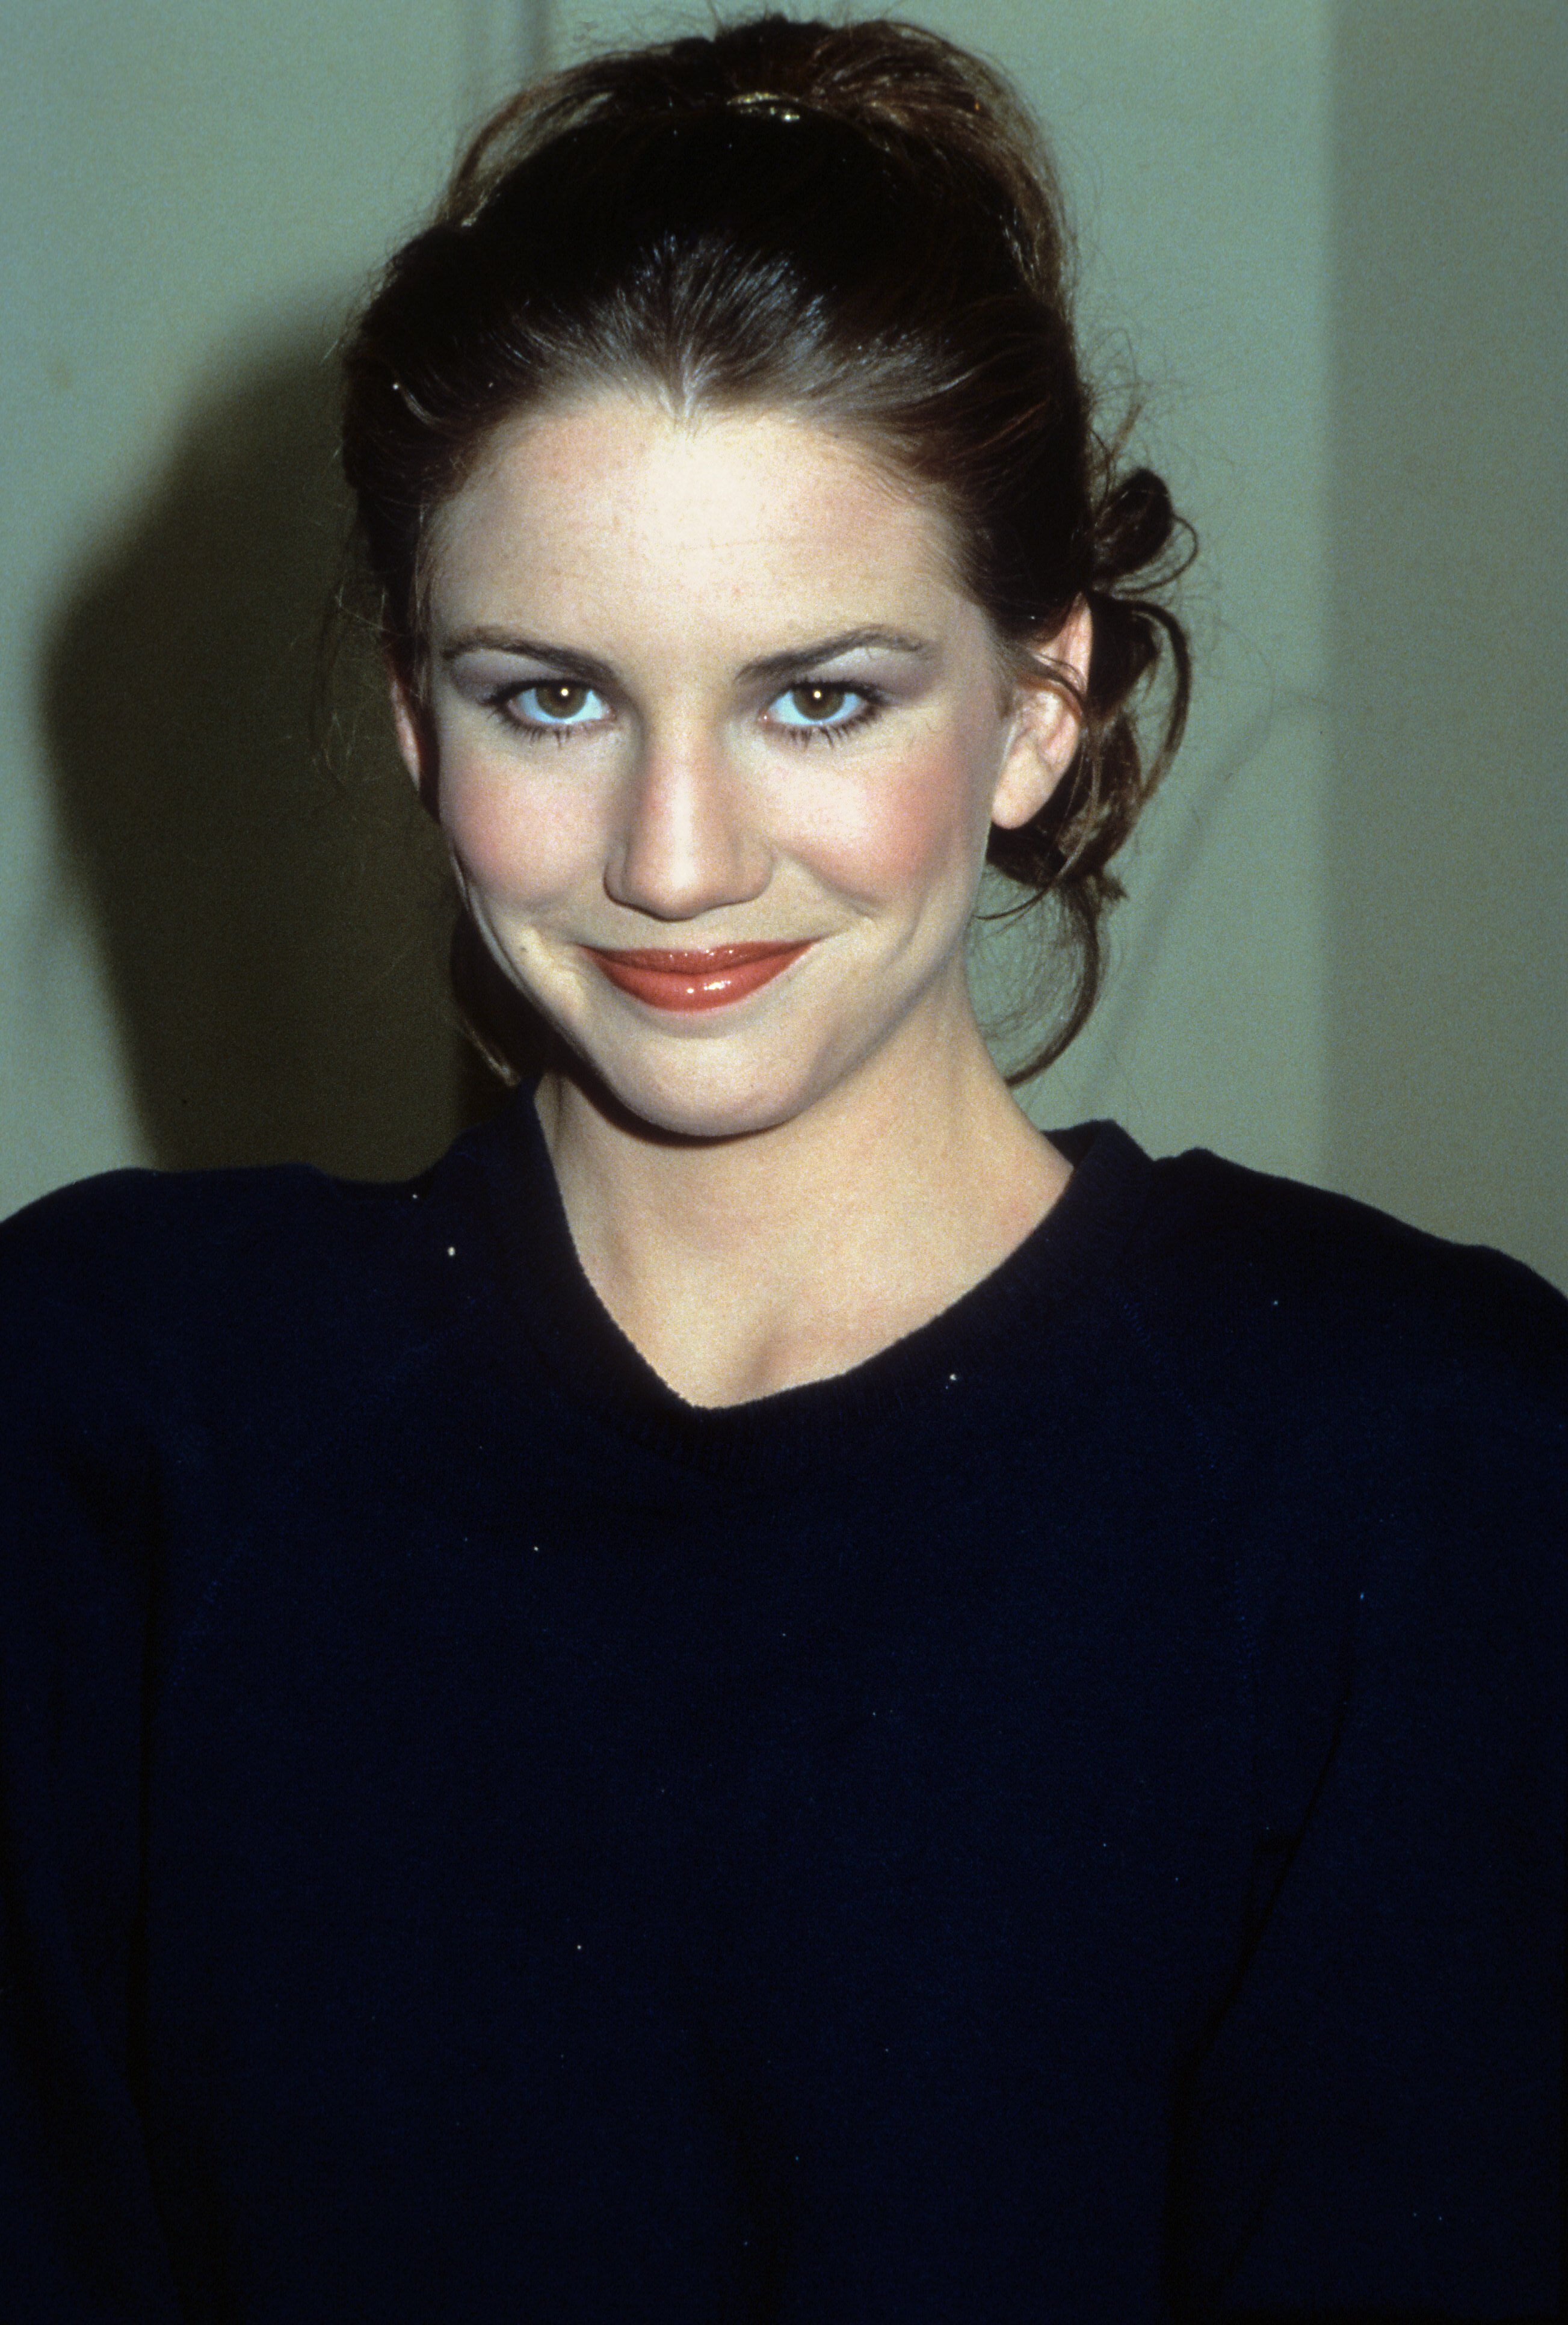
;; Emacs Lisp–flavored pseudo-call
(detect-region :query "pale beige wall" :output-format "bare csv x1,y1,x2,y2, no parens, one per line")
3,2,1563,1286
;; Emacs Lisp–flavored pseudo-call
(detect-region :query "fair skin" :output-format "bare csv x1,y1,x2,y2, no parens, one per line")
393,392,1091,1407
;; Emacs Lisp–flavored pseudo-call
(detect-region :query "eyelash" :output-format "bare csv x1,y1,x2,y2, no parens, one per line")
481,681,887,748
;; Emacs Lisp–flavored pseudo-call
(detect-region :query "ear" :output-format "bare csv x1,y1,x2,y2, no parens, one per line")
989,598,1093,832
387,655,440,815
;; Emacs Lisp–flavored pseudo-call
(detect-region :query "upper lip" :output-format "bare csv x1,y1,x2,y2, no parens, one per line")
581,942,809,970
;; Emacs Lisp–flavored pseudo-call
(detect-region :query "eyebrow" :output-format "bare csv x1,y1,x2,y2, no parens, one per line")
439,625,934,685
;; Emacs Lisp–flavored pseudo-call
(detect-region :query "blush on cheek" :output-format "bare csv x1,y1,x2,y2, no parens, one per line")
801,740,988,902
439,765,593,911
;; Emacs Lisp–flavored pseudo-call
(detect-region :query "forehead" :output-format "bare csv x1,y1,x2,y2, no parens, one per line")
424,394,967,646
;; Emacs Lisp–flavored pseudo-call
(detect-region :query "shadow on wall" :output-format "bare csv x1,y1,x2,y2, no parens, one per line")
1329,1,1568,1288
42,327,503,1179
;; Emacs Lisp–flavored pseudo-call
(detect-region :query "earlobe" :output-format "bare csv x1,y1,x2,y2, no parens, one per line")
990,598,1092,832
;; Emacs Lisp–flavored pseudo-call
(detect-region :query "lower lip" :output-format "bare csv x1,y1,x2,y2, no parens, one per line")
584,943,812,1012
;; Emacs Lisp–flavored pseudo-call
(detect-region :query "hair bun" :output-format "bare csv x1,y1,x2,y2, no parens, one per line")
1091,466,1188,591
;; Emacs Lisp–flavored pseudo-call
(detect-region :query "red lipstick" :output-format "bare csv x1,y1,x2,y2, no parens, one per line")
584,941,811,1011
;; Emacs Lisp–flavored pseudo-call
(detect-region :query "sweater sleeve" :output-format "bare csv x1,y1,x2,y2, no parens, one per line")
1176,1264,1566,2321
0,1185,185,2320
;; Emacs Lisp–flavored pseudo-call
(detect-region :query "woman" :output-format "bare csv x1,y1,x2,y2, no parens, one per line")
2,15,1561,2319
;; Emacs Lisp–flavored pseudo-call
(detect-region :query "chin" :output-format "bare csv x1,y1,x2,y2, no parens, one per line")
561,1028,832,1146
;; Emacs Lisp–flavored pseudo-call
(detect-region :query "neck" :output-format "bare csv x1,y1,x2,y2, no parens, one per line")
534,992,1069,1407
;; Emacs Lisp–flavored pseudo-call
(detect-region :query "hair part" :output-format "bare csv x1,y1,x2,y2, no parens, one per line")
340,12,1194,1085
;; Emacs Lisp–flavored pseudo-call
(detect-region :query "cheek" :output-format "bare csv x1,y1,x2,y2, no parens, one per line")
437,752,601,912
787,729,994,904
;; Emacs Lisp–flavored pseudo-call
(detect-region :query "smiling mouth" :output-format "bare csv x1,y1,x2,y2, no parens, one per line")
582,941,813,1012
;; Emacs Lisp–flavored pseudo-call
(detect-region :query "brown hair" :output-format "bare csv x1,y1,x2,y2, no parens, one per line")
339,12,1193,1084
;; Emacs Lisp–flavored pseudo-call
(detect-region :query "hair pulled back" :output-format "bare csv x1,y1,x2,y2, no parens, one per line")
340,13,1193,1083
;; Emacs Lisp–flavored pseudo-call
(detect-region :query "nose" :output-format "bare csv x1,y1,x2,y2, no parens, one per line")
603,727,771,922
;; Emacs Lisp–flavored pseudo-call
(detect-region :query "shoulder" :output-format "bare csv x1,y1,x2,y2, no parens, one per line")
0,1141,499,1432
1123,1140,1567,1425
1072,1136,1567,1564
0,1160,388,1341
1091,1143,1564,1824
1,1155,344,1277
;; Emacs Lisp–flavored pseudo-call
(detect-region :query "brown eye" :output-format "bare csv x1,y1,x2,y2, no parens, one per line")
512,681,605,730
788,684,848,721
772,681,871,733
532,683,588,718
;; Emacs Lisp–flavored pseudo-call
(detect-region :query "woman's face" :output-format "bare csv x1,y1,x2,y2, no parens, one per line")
396,393,1084,1141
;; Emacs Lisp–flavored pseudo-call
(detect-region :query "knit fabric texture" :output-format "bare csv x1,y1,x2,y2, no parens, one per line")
1,1093,1562,2321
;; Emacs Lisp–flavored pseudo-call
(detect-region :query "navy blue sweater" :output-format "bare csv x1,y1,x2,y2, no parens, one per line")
1,1097,1562,2321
